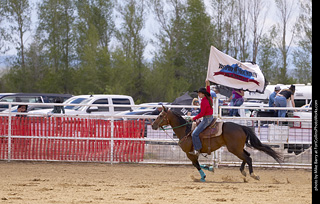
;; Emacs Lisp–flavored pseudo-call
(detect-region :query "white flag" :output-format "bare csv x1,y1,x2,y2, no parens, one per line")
206,46,266,93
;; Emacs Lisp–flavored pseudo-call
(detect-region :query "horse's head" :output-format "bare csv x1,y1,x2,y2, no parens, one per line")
151,105,170,130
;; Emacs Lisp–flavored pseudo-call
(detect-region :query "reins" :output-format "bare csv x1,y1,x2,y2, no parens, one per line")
160,121,192,131
159,123,191,145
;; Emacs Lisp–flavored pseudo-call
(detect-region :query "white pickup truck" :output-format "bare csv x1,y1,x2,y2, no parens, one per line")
68,95,134,116
28,95,135,117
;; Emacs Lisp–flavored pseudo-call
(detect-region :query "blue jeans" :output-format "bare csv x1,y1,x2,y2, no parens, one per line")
192,116,214,151
274,96,287,117
229,98,244,116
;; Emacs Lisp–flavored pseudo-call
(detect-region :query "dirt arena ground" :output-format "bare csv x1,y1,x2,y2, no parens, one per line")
0,162,311,204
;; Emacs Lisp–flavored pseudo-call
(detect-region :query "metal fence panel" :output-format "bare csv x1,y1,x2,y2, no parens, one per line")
0,116,145,162
0,102,312,168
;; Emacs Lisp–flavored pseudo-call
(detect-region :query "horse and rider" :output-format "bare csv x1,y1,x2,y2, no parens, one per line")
152,79,282,182
188,80,214,156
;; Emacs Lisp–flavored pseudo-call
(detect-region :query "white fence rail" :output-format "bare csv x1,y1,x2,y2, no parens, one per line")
0,102,312,168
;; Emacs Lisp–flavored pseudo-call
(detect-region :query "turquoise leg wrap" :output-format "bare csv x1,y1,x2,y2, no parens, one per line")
200,164,207,169
200,165,214,172
199,169,206,182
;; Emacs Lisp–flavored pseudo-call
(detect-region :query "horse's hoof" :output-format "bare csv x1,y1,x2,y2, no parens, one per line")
241,170,247,177
190,175,206,182
201,174,207,182
250,173,260,181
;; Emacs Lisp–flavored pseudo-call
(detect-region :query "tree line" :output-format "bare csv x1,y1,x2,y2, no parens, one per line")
0,0,312,103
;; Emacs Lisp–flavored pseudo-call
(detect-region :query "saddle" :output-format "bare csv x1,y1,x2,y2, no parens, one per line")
188,118,223,139
179,118,223,149
183,118,223,155
199,118,223,139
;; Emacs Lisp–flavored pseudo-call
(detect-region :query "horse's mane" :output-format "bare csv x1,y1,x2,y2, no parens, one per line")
170,110,192,135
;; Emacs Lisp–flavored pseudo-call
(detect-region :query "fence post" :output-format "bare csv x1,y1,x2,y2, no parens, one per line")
110,106,114,164
213,97,219,118
212,98,219,167
7,103,12,162
218,106,222,118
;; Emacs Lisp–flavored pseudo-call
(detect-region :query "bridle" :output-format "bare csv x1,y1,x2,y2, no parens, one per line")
156,110,193,146
157,111,170,128
157,110,191,130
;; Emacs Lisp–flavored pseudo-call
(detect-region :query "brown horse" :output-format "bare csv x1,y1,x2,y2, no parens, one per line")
151,106,282,182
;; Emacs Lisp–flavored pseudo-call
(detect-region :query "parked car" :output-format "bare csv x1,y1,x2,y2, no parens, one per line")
28,95,135,117
27,95,92,115
292,100,312,128
0,93,72,111
63,95,135,116
2,104,54,113
115,102,170,138
116,102,170,116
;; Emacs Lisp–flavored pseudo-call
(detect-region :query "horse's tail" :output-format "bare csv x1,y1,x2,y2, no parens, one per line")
241,125,283,164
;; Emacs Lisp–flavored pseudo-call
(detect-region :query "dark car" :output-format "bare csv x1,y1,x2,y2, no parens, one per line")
0,93,72,111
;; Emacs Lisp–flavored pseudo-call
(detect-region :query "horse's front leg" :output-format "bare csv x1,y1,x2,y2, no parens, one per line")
187,153,206,182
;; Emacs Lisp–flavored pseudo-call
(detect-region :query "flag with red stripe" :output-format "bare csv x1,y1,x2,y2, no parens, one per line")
207,46,266,93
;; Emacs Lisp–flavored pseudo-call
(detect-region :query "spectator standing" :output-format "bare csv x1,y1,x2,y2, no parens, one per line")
225,89,244,116
269,86,281,116
210,88,217,98
188,98,200,116
274,85,296,117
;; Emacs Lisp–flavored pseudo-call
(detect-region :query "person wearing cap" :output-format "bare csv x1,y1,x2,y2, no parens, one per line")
274,85,296,117
189,80,213,156
269,86,281,115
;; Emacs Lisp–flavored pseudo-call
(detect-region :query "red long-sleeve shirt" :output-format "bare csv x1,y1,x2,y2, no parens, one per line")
193,86,213,121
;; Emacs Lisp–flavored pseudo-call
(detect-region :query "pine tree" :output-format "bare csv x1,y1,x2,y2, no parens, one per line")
75,0,114,94
184,0,213,90
37,0,76,93
114,0,149,101
148,0,189,101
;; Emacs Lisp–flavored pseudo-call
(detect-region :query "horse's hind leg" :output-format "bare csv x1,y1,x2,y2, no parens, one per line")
242,149,260,180
240,161,246,177
240,150,250,177
229,148,260,180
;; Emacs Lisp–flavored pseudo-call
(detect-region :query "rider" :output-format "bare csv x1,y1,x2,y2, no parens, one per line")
189,80,214,156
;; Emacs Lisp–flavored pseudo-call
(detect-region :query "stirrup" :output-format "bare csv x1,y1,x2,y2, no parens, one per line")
189,150,199,156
